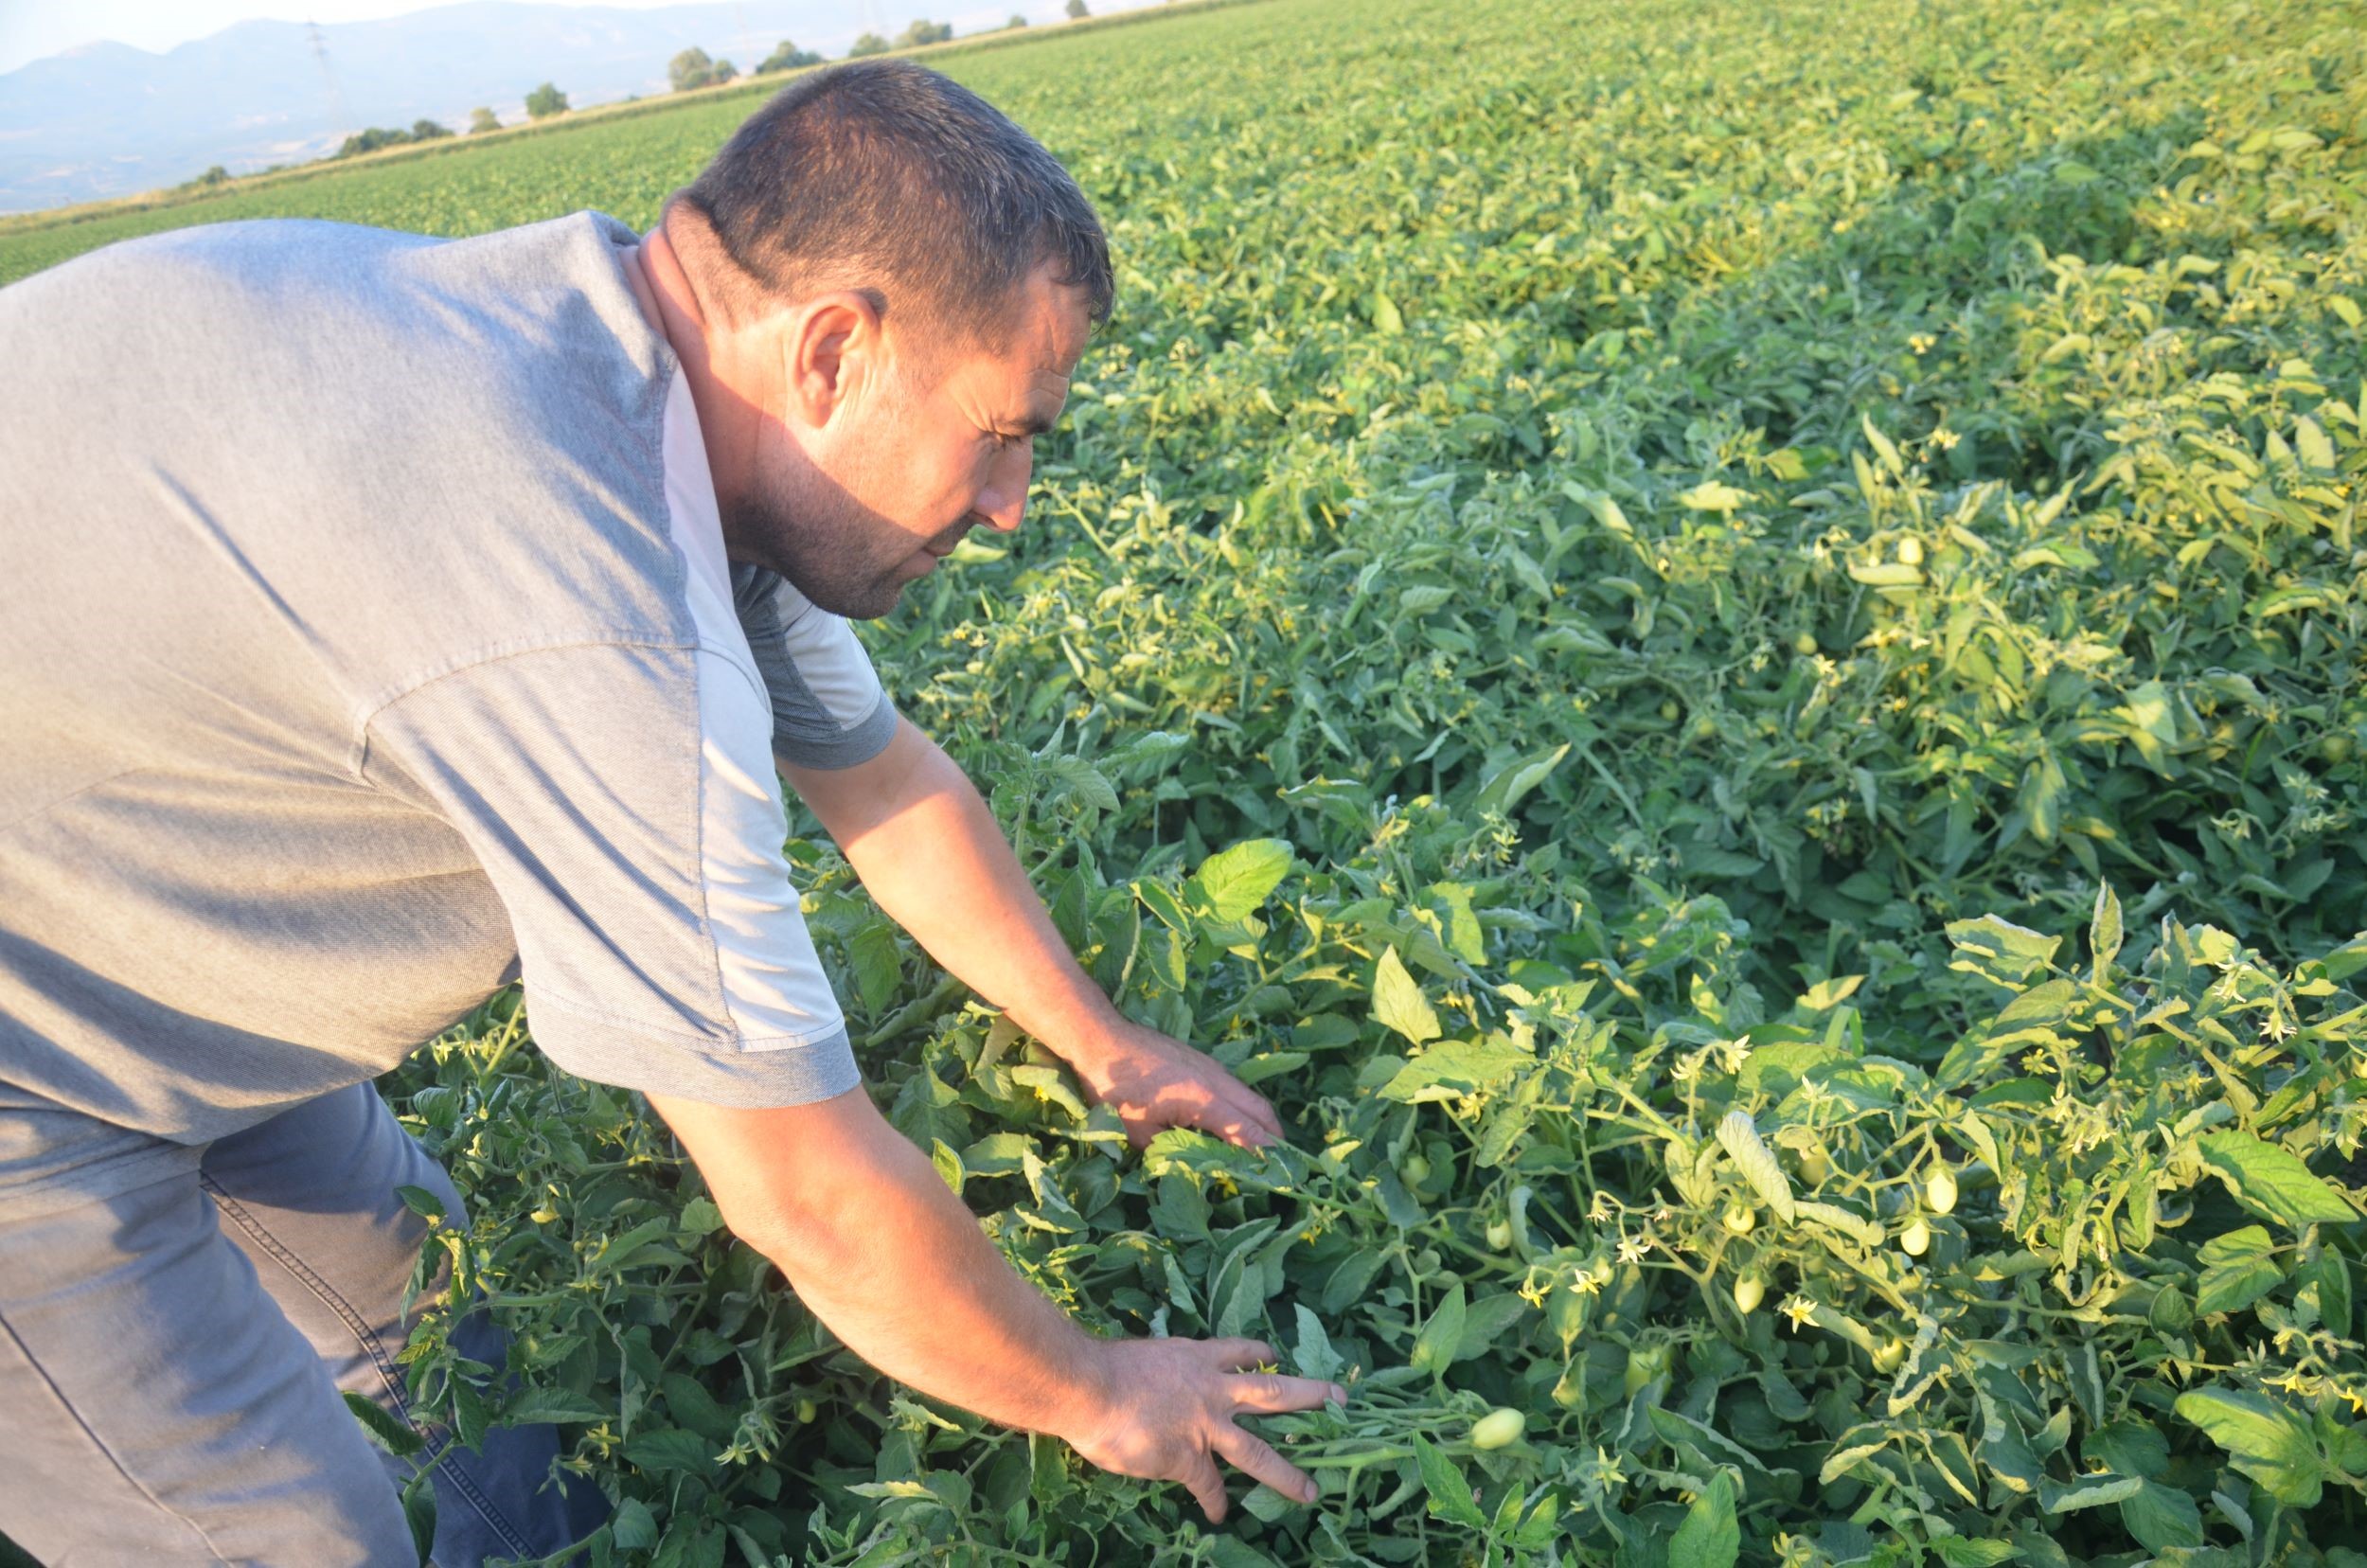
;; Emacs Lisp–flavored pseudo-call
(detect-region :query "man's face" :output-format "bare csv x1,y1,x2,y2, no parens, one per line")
730,261,1092,619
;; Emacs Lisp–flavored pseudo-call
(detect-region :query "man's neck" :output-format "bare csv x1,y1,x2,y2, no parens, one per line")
630,221,755,547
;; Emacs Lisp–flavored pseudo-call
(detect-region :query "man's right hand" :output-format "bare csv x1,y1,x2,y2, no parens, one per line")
647,1085,1344,1524
1062,1336,1345,1523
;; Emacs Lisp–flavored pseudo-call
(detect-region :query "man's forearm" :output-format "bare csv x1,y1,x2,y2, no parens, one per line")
794,723,1123,1055
648,1087,1108,1438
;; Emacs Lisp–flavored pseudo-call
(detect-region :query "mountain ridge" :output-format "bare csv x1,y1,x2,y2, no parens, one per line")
0,2,1058,212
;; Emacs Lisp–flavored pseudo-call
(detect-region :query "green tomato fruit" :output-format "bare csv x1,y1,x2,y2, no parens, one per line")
1897,536,1925,566
1872,1339,1907,1374
1660,699,1682,722
794,1398,819,1424
1734,1274,1766,1313
1470,1408,1525,1450
1900,1218,1932,1256
1486,1218,1514,1250
1792,632,1820,656
1622,1343,1672,1397
1399,1153,1432,1186
2323,734,2355,764
1721,1202,1756,1236
1925,1167,1958,1216
1797,1146,1830,1185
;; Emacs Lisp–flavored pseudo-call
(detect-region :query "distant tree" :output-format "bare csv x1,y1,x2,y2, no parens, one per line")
756,39,824,72
895,20,953,47
524,81,569,119
1066,0,1088,16
669,46,723,91
468,106,500,134
711,58,738,84
410,118,452,141
337,126,406,156
847,31,892,56
1005,11,1028,26
180,165,231,191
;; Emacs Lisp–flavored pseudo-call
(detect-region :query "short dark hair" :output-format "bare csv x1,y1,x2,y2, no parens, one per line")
677,59,1112,343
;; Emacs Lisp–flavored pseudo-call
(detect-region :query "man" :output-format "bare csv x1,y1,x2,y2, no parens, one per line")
0,60,1342,1565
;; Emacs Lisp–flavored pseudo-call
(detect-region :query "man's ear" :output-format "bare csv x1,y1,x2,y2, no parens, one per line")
785,291,886,431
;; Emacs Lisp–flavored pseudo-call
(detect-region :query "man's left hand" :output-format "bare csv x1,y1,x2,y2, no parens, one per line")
1059,1020,1286,1151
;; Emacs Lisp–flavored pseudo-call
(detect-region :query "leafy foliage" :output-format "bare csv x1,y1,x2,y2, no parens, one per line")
9,0,2367,1560
753,41,823,76
667,48,739,94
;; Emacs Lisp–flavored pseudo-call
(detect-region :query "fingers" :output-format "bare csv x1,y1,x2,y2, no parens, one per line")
1213,1422,1319,1506
1182,1451,1229,1523
1228,1370,1348,1415
1204,1337,1280,1372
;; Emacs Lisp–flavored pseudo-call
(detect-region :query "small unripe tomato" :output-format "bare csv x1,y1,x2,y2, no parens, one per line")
1660,700,1682,722
1486,1218,1514,1250
1470,1408,1525,1450
1925,1167,1958,1216
1722,1202,1756,1236
794,1398,819,1424
1797,1146,1831,1185
1399,1153,1432,1186
1792,632,1820,656
2323,734,2355,764
1872,1339,1906,1374
1897,537,1924,566
1734,1275,1766,1313
1900,1218,1931,1256
1622,1343,1672,1397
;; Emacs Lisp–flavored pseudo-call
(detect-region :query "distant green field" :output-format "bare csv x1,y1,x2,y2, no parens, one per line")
9,0,2367,1562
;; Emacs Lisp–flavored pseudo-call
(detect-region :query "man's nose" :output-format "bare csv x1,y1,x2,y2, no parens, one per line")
973,442,1034,533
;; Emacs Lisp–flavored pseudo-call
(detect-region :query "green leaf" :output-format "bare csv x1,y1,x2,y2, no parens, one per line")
612,1497,660,1551
1410,1280,1467,1380
625,1424,720,1478
1379,1035,1529,1103
2196,1130,2358,1228
400,1472,437,1568
1945,916,2061,986
500,1387,612,1425
1188,839,1293,921
2091,882,2124,974
1293,1303,1343,1381
847,922,902,1014
1372,946,1442,1044
1715,1110,1797,1223
2039,1472,2142,1511
676,1196,723,1238
2295,416,2337,471
342,1390,425,1457
1678,480,1750,512
1412,1434,1487,1527
1928,1541,2020,1568
2196,1225,2284,1316
2175,1388,2327,1506
1371,290,1404,335
2121,1482,2205,1552
1668,1470,1740,1568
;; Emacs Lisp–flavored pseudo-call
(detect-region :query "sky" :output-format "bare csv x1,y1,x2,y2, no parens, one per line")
0,0,916,76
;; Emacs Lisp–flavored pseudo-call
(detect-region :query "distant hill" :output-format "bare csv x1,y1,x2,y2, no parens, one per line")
0,2,1069,213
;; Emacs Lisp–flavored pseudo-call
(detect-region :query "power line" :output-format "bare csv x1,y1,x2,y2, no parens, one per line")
304,20,355,137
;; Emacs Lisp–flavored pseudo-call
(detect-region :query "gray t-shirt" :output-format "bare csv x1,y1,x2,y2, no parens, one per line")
0,212,899,1212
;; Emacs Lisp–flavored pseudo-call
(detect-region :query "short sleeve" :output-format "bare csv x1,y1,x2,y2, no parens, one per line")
361,640,861,1108
732,562,899,770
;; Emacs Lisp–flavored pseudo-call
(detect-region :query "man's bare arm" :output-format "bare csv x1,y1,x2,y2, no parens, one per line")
646,1086,1343,1521
780,717,1283,1149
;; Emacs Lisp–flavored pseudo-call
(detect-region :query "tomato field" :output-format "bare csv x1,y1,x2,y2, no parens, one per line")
9,0,2367,1561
